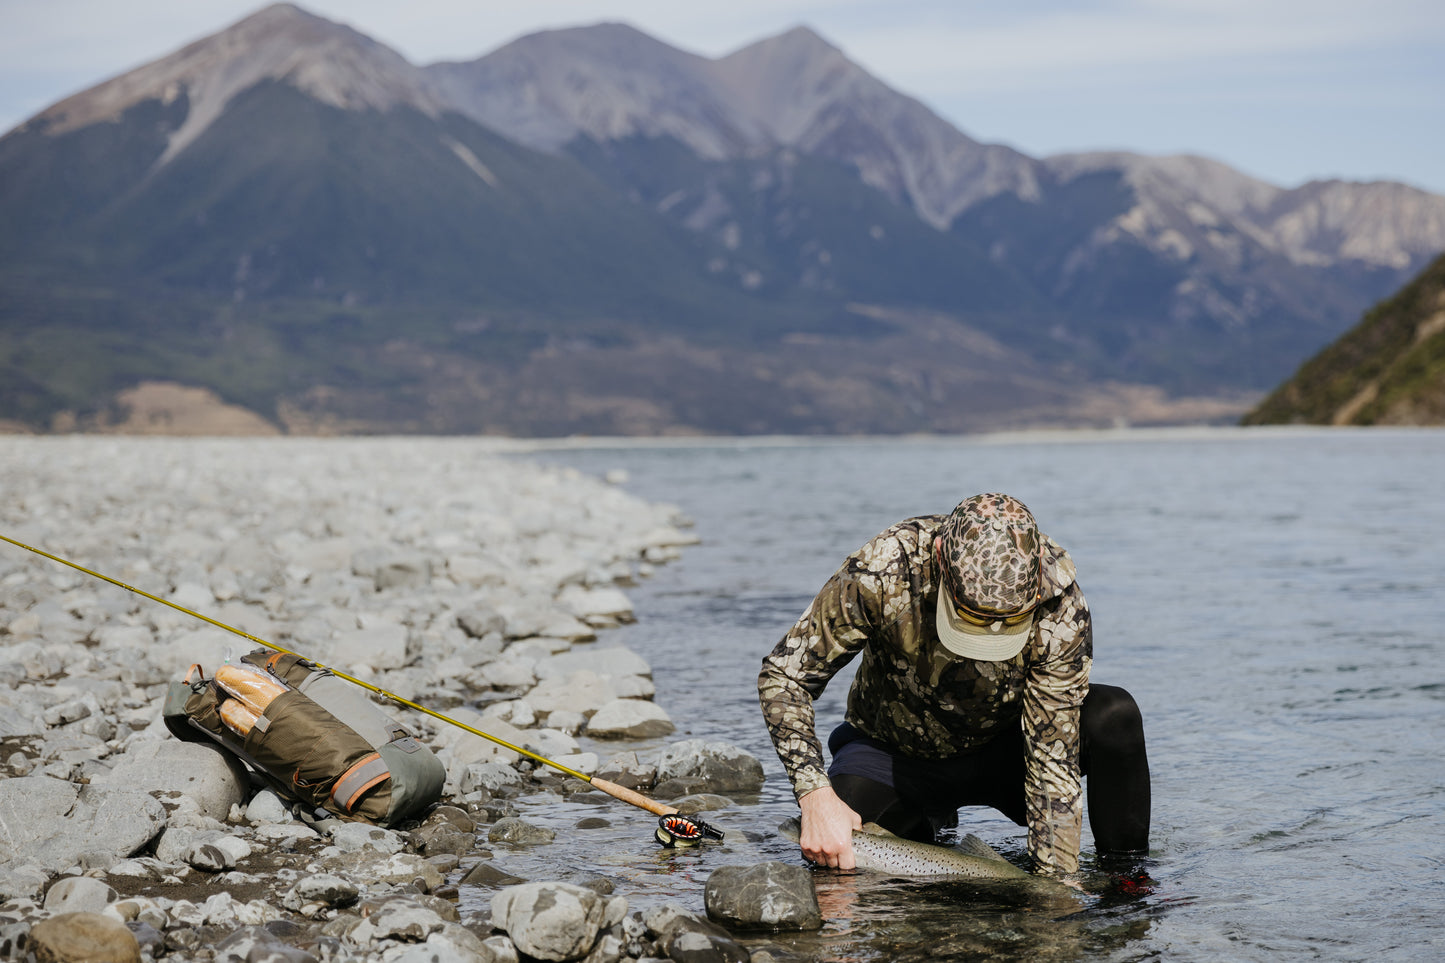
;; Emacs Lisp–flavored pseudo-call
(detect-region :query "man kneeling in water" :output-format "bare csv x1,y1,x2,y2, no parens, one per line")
758,493,1151,879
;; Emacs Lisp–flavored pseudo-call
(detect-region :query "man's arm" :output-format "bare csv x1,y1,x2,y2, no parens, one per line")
759,562,879,868
1022,581,1092,874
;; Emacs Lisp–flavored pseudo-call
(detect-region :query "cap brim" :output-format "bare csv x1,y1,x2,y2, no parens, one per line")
935,590,1034,661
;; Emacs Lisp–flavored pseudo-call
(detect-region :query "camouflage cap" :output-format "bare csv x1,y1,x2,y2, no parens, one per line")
934,493,1042,661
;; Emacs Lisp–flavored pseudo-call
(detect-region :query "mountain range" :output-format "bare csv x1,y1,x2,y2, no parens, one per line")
2,3,1443,434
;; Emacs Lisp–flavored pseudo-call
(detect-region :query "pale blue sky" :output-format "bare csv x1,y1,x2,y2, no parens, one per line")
2,0,1442,194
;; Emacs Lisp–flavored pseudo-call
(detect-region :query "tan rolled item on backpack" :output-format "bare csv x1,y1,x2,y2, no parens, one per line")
220,698,260,737
215,664,289,715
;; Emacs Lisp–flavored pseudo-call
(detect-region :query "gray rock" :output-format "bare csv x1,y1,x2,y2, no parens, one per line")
457,608,506,638
487,818,556,845
704,862,822,931
579,932,624,963
609,675,656,699
554,586,634,625
43,876,118,915
460,862,528,888
670,793,733,815
286,873,359,909
655,740,765,793
667,928,751,963
28,912,141,963
43,698,92,727
319,851,444,890
97,739,247,819
642,904,748,963
522,727,580,759
399,922,505,963
491,882,612,962
214,925,317,962
546,709,587,735
533,646,651,682
16,782,166,874
0,920,29,960
481,935,521,963
0,775,80,859
586,700,675,739
245,789,292,824
0,861,48,900
335,622,410,670
330,822,406,855
595,752,657,791
459,761,523,795
422,805,477,834
525,671,617,717
474,658,538,691
433,709,524,767
353,550,433,592
369,898,447,942
417,823,476,857
497,603,596,643
482,699,535,727
182,841,234,872
155,827,220,863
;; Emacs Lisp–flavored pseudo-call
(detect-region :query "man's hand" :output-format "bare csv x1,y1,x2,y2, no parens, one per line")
799,786,862,869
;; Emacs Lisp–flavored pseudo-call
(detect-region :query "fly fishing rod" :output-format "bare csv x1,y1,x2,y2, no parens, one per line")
1,533,722,847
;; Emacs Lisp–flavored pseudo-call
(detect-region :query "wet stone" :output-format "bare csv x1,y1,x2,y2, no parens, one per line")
487,818,555,845
670,793,733,815
704,862,822,931
418,823,476,856
422,805,477,834
654,740,765,794
594,752,656,791
643,904,748,963
460,862,528,888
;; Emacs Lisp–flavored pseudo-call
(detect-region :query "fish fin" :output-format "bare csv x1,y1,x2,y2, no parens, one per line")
857,822,898,837
778,817,801,842
956,833,1009,862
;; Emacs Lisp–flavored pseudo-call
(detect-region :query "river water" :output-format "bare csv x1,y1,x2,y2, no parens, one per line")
503,427,1444,962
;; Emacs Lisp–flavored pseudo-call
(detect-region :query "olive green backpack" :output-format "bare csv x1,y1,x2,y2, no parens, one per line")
164,650,445,827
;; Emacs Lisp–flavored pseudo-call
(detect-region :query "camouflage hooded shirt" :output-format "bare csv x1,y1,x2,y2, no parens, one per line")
758,514,1092,874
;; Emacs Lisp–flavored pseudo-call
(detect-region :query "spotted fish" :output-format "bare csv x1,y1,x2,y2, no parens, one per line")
778,817,1034,880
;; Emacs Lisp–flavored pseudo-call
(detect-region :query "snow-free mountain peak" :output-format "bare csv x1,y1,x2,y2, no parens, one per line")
27,3,442,163
427,21,766,158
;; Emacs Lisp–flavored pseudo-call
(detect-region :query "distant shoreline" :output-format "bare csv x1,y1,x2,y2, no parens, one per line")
5,423,1442,452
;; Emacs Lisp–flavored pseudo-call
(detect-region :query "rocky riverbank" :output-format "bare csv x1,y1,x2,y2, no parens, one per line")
0,438,821,962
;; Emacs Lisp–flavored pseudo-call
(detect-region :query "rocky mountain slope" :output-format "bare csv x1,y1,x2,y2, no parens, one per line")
431,18,1445,389
2,2,1442,435
1244,253,1445,425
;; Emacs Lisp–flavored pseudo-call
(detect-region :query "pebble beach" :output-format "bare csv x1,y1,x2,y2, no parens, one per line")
0,437,814,963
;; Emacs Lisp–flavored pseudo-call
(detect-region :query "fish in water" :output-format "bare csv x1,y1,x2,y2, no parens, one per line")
778,817,1034,881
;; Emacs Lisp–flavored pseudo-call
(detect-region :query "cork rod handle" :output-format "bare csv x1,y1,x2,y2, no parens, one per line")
589,777,678,817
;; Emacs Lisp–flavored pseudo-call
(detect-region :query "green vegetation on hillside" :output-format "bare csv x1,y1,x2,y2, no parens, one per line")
1243,252,1445,425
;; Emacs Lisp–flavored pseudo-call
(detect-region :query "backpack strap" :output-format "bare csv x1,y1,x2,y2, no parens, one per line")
331,752,391,813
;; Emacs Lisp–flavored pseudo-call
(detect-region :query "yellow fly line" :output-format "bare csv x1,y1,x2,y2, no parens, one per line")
0,531,701,827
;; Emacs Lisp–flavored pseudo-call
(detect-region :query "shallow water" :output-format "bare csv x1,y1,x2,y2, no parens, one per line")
506,427,1445,962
